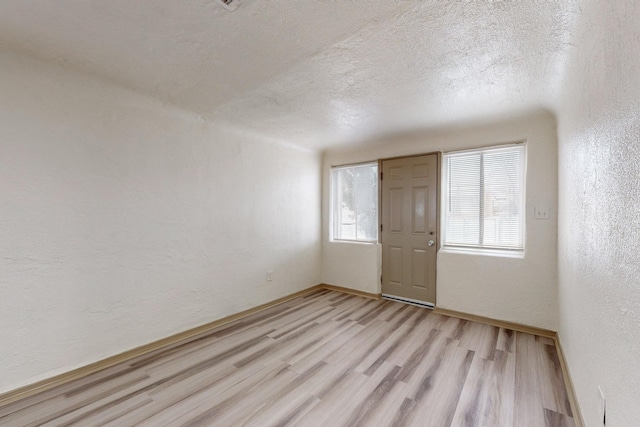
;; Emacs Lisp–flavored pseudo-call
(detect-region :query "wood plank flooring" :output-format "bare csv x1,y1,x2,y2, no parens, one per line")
0,290,575,426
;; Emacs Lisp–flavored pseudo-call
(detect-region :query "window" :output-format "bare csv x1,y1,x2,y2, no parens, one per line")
442,144,525,252
331,163,378,242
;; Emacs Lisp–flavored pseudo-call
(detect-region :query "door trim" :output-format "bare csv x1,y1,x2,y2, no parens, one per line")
379,152,441,305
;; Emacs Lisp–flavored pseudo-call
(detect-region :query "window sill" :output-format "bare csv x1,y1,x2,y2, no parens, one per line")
330,239,379,245
440,246,524,259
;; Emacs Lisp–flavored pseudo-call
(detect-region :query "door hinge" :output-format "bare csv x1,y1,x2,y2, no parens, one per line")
380,224,383,232
380,172,383,181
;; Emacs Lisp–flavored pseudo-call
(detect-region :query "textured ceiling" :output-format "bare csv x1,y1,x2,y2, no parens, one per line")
0,1,579,150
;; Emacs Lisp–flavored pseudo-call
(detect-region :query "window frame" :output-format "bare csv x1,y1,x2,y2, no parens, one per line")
330,161,379,243
441,143,526,254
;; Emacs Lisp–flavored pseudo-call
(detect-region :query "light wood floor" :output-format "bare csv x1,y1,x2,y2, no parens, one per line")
0,290,575,426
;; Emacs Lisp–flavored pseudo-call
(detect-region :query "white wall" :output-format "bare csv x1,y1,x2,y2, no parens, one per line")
323,111,558,330
0,50,321,394
556,1,640,425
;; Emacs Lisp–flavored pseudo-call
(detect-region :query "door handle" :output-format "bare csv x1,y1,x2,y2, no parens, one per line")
428,240,435,247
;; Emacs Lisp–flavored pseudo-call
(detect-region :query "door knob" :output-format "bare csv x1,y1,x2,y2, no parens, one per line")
428,240,435,247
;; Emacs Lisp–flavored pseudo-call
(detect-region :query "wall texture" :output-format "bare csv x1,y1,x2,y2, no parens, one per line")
0,50,321,394
323,111,558,331
556,1,640,425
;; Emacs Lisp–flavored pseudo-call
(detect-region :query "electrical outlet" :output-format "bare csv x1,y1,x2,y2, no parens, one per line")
598,385,606,425
266,270,274,282
534,207,550,220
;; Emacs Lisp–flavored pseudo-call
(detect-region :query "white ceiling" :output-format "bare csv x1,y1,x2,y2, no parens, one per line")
0,1,579,150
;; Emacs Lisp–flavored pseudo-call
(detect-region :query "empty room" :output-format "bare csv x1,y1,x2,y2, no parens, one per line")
1,1,638,426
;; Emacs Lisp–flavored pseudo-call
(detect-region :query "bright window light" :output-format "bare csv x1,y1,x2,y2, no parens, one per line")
443,144,526,252
331,163,378,242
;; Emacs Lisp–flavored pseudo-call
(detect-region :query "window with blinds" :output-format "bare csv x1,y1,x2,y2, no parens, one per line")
443,144,525,251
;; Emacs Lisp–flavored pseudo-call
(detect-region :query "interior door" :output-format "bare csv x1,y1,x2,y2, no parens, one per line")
381,154,438,305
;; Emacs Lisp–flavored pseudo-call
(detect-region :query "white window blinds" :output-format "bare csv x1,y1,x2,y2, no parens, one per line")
443,144,525,251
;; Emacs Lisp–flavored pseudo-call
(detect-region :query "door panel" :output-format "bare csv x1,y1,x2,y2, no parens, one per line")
413,163,429,178
412,249,428,289
412,186,428,234
389,189,404,232
381,154,438,304
388,246,404,285
390,166,404,179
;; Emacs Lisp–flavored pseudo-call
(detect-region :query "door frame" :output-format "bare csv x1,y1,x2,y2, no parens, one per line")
378,151,442,306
